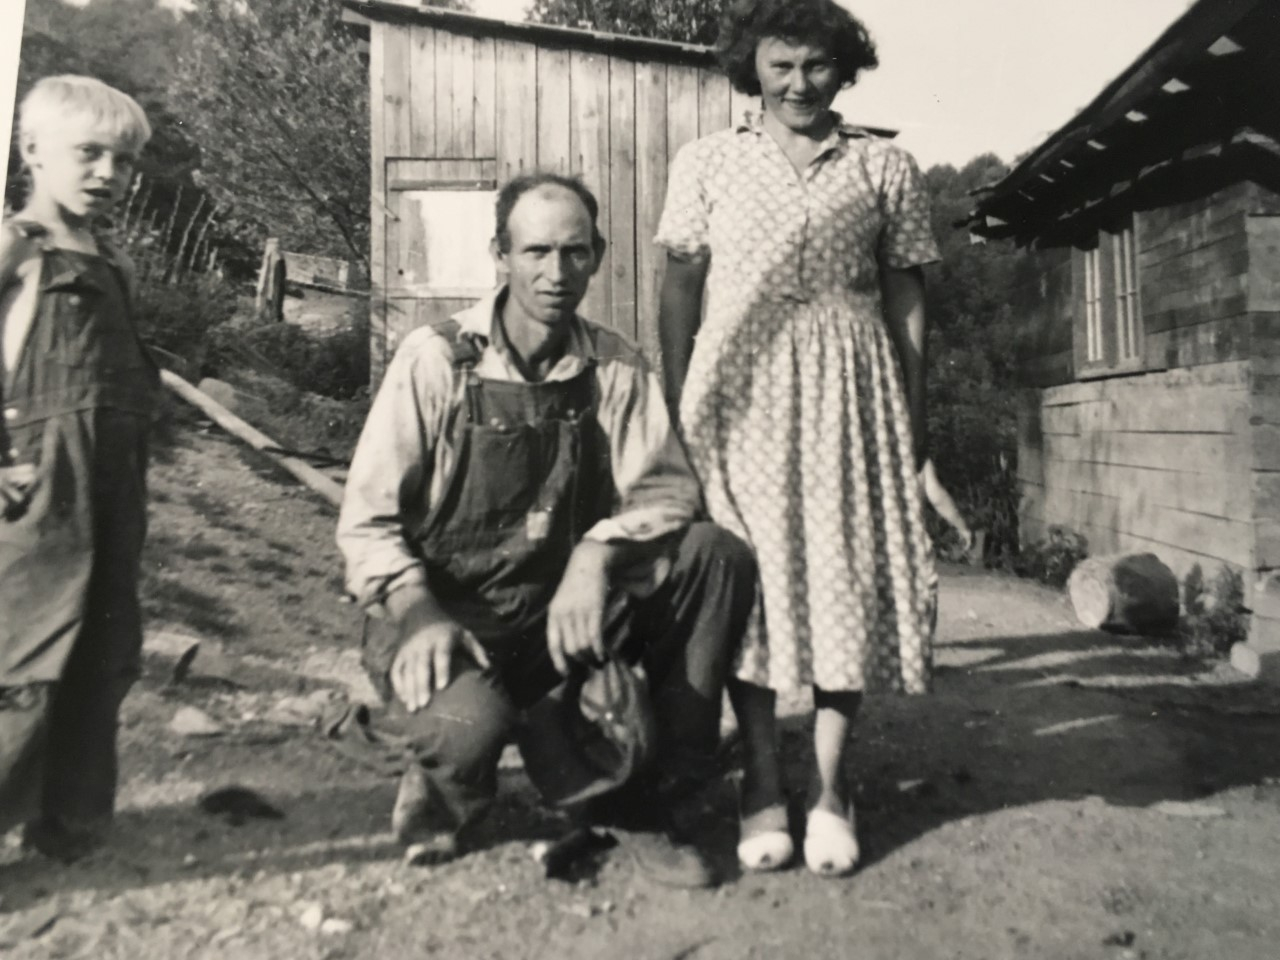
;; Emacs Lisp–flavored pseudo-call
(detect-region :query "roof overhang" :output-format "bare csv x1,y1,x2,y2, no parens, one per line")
340,0,719,68
961,0,1280,248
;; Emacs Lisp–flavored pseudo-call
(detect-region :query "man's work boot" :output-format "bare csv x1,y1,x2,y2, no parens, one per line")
603,778,719,888
614,826,718,888
21,818,104,864
392,762,458,866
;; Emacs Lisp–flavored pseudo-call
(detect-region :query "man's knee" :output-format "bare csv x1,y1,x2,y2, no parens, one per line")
403,670,516,777
677,522,758,585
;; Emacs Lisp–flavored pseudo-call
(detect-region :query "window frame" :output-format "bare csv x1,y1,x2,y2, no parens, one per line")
1075,214,1145,380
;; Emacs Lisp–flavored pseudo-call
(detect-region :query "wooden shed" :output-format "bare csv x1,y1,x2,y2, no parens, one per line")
339,0,766,381
963,0,1280,671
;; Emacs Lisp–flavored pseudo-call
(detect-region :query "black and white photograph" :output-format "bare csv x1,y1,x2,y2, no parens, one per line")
2,0,1279,956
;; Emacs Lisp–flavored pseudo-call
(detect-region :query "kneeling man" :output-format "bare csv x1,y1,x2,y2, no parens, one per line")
336,173,755,887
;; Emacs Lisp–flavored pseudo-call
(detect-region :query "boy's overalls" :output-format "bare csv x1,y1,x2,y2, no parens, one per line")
0,221,159,846
362,324,757,832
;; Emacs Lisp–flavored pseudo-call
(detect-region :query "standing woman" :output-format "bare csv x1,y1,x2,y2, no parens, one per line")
655,0,939,877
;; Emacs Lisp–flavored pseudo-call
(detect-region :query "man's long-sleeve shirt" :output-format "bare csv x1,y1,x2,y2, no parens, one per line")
336,290,704,610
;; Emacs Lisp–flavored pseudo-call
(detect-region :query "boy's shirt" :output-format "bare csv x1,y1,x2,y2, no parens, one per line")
0,221,44,381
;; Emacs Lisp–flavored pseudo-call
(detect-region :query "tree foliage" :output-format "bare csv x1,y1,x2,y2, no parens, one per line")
170,0,371,264
922,154,1028,559
528,0,722,45
8,0,199,210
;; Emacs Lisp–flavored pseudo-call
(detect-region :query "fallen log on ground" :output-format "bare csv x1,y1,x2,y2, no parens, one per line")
161,369,344,508
1067,553,1180,636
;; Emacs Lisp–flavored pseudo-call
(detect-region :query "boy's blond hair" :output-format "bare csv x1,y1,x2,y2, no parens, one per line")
19,75,152,153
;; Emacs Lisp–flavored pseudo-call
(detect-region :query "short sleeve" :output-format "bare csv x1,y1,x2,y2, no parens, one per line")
654,141,711,262
878,147,941,270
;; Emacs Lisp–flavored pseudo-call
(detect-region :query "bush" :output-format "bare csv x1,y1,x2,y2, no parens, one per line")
209,368,370,463
203,305,370,401
1014,525,1088,588
133,273,241,376
1179,564,1248,659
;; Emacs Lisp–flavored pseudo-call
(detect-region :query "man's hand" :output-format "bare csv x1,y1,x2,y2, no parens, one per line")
390,621,489,712
385,583,489,712
546,540,616,675
0,463,36,520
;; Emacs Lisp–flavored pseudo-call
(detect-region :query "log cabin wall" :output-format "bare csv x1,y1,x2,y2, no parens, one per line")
1017,181,1280,580
364,13,758,383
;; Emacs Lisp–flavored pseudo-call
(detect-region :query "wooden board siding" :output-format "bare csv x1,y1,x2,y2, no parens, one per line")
494,38,537,181
537,47,572,174
368,21,389,379
1020,360,1256,576
607,58,638,338
473,37,497,158
697,66,731,136
370,21,742,382
635,61,669,369
666,65,701,162
1013,247,1073,387
1249,215,1280,314
570,50,612,325
1021,182,1265,391
407,25,435,156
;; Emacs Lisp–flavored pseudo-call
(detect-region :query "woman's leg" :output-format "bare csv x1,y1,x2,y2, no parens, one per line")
729,678,792,869
805,687,863,876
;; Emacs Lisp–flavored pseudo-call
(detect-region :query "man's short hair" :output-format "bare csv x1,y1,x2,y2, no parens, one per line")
494,172,606,254
20,75,152,153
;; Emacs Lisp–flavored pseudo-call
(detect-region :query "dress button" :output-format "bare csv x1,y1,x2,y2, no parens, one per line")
67,294,81,306
3,408,17,422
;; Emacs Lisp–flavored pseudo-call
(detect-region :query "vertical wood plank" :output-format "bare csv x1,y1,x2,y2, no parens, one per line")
635,60,668,367
407,25,435,157
496,39,538,180
570,50,612,324
608,59,637,338
385,190,409,362
697,67,731,136
382,22,412,158
666,65,700,164
448,33,476,157
473,37,497,158
537,47,573,173
730,84,758,129
369,21,389,381
434,29,455,159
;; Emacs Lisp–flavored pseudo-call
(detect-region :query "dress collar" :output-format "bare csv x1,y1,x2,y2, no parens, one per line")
735,109,871,145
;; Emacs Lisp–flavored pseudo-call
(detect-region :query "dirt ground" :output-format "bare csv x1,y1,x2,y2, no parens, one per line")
5,405,1280,960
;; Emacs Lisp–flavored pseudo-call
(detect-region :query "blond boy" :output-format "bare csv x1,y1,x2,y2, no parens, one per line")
0,76,159,860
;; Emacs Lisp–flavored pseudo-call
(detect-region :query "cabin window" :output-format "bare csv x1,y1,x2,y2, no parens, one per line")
392,188,498,296
1113,223,1141,362
1084,247,1104,363
1077,215,1143,378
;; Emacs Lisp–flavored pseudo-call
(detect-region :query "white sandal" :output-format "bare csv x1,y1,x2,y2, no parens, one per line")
803,805,859,877
738,803,794,872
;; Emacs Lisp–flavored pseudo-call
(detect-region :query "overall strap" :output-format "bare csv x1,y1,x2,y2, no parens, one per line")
434,317,488,424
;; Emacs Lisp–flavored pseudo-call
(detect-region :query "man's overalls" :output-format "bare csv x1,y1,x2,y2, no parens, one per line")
363,324,757,831
0,223,159,843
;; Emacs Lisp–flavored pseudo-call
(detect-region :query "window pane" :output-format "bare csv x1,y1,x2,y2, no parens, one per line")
396,190,497,292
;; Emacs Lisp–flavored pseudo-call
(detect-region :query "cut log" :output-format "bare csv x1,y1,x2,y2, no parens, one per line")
1067,553,1180,635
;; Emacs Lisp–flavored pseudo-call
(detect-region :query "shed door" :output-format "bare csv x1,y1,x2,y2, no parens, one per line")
384,158,498,361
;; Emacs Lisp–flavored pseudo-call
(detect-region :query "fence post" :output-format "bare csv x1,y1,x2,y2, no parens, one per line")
255,237,285,322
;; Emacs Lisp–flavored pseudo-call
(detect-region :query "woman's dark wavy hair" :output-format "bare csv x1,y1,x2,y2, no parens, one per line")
716,0,879,97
